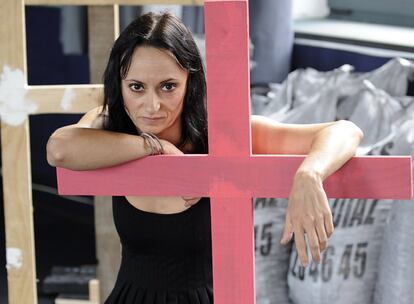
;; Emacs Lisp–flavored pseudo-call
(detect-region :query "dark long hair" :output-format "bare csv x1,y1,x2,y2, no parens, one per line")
102,12,207,153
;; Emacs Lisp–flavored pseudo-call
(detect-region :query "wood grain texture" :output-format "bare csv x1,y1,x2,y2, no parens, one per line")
1,122,37,304
205,1,251,157
93,196,120,302
57,155,413,198
204,2,255,299
27,85,103,114
87,6,120,302
0,1,38,304
25,0,203,5
210,197,255,304
0,0,27,74
88,6,118,84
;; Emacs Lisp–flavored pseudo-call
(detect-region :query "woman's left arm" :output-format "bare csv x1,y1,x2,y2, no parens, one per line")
251,115,364,267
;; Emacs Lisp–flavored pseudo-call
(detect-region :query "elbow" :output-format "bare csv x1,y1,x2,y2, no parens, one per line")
338,120,364,143
46,131,67,167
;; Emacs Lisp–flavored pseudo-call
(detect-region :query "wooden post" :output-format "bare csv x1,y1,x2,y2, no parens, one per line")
0,1,203,304
88,5,119,83
87,5,121,301
0,1,37,303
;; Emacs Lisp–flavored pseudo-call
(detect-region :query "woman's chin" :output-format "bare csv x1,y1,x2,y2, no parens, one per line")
137,126,162,135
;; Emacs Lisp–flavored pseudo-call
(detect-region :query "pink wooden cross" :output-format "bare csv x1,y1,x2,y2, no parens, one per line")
57,1,412,303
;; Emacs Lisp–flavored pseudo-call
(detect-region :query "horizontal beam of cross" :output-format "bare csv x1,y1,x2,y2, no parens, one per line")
57,154,413,199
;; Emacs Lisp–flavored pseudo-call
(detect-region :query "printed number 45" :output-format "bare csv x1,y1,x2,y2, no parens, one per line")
254,223,273,257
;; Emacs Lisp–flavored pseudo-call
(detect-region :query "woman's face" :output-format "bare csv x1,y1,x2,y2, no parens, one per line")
121,46,189,143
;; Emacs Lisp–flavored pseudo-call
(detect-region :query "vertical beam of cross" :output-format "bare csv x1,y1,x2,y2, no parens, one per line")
206,0,251,157
205,0,255,303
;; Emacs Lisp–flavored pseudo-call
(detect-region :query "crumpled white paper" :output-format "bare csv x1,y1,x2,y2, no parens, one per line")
0,65,38,126
6,247,23,270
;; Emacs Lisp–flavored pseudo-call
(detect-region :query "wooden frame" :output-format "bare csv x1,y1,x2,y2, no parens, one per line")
1,1,412,304
0,1,202,304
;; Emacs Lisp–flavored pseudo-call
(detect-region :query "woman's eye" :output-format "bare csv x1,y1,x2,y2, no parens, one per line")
129,83,143,92
162,83,176,91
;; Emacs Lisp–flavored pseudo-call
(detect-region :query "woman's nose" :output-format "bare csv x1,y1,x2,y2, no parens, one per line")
144,92,161,113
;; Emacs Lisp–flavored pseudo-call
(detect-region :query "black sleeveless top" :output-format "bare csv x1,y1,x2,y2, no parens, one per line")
105,196,213,303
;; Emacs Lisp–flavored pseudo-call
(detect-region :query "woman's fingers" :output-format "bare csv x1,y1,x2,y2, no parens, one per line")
294,219,324,267
304,223,321,263
293,213,331,265
324,210,335,239
315,217,328,252
293,226,309,267
293,212,330,266
182,196,201,207
285,174,335,266
319,191,334,239
280,212,294,245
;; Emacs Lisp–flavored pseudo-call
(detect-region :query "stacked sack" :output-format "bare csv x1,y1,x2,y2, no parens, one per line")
254,198,292,304
373,101,414,304
252,58,414,304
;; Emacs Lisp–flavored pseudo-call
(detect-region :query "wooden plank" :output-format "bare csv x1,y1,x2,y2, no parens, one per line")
27,85,103,114
204,1,254,302
210,197,254,303
25,0,204,5
206,0,251,157
0,0,38,304
88,6,118,84
0,1,27,75
56,155,413,199
89,279,100,304
1,123,37,304
87,5,120,302
114,4,120,38
93,196,120,302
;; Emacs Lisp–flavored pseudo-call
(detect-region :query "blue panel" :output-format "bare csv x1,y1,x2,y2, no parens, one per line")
26,6,90,85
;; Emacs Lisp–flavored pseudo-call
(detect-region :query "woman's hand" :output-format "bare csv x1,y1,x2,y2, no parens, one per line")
280,170,334,267
158,139,201,207
181,196,202,207
159,139,184,155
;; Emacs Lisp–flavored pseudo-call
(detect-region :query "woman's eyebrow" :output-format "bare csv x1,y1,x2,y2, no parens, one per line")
160,78,179,83
124,79,143,83
124,78,180,83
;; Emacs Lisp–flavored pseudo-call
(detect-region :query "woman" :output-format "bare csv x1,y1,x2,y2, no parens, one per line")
46,12,363,303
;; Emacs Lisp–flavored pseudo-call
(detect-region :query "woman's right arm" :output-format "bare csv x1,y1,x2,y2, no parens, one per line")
46,106,151,170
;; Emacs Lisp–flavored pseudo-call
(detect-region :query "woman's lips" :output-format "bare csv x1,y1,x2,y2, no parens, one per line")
141,116,165,124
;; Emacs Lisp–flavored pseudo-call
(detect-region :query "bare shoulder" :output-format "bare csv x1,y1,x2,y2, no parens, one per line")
63,105,109,130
